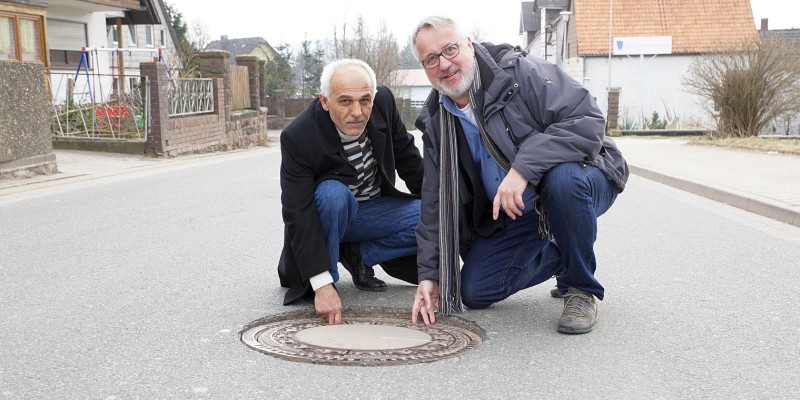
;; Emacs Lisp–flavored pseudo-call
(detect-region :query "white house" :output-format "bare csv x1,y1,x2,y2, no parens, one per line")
521,0,758,131
42,0,177,105
390,68,433,107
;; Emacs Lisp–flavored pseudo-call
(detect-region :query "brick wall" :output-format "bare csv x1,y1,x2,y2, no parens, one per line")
140,51,268,157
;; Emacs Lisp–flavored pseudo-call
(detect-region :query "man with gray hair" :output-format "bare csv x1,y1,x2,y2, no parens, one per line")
278,59,424,324
410,16,628,334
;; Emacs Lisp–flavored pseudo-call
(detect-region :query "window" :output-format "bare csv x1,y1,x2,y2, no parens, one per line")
0,15,17,60
111,25,118,45
159,29,165,47
48,19,88,70
49,49,89,70
145,25,153,47
0,11,45,63
128,25,136,46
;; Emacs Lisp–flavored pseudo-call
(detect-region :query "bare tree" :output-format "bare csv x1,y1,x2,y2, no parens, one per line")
188,18,210,51
682,37,800,137
163,5,209,77
470,25,486,44
328,15,402,92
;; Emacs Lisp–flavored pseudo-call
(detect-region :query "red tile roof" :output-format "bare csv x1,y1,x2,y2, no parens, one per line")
574,0,758,56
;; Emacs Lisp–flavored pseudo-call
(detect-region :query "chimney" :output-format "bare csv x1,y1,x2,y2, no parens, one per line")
761,18,769,32
221,35,229,42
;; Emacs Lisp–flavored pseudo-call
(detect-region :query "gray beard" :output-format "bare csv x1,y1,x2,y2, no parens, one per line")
437,61,476,100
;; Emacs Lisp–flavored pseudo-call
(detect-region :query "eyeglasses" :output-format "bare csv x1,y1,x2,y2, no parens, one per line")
420,42,461,69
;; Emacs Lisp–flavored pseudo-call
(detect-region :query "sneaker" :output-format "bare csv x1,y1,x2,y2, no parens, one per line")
339,243,387,292
550,287,565,298
557,288,597,334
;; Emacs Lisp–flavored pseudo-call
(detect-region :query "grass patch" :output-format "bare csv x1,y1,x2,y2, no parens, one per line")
689,136,800,156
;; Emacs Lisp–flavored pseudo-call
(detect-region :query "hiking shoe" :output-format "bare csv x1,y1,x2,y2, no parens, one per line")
557,288,597,334
339,243,387,292
550,287,565,298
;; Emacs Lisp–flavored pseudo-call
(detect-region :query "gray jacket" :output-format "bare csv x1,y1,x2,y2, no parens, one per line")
414,42,629,282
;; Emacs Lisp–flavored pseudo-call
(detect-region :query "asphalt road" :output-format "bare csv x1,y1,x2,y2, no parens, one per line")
1,147,798,399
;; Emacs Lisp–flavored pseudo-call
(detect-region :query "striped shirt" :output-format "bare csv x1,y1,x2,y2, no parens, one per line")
341,132,382,201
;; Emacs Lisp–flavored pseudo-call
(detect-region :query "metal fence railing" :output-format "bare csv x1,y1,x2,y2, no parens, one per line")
48,72,148,140
168,78,215,117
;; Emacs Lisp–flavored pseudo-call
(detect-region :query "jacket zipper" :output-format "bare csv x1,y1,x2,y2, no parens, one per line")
469,91,537,191
469,91,512,173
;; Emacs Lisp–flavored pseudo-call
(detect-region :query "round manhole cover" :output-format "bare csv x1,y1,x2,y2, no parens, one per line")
240,308,484,366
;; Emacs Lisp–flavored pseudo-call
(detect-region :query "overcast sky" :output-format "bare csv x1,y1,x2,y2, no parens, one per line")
165,0,800,48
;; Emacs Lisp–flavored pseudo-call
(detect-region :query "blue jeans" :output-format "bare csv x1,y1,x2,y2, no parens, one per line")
461,162,618,308
315,180,420,282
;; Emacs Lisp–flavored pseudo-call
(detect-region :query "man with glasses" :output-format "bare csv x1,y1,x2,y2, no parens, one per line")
278,59,424,324
409,16,629,334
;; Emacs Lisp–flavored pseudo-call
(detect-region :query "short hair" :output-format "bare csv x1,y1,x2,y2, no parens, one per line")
319,59,377,98
410,16,470,60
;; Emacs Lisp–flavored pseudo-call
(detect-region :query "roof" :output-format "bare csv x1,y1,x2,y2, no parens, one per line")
760,29,800,48
390,69,431,87
520,1,538,33
574,0,757,56
205,37,277,64
520,0,568,34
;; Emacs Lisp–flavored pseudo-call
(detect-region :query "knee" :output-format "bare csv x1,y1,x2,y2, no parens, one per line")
539,163,589,204
460,283,492,310
315,180,356,216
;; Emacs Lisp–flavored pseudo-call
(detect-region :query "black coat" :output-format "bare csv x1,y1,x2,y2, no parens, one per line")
278,86,423,305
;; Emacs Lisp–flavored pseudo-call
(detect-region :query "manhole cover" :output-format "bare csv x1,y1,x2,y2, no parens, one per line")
240,307,484,366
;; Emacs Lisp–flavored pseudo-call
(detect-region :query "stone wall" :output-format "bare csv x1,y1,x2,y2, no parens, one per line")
228,109,269,148
0,61,57,179
141,52,268,157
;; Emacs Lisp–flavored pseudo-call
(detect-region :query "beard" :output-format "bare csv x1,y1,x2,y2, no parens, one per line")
434,56,476,99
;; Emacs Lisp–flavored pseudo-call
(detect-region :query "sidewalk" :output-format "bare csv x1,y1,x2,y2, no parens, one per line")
613,137,800,227
2,137,798,228
0,145,275,197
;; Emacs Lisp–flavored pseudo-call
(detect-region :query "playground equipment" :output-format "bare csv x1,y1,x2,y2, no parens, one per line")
50,47,164,140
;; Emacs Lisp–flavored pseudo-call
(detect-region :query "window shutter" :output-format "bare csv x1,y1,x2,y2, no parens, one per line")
47,19,86,50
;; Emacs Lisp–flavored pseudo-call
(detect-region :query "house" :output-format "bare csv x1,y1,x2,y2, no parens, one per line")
102,0,180,90
45,0,179,104
205,36,278,66
520,0,757,130
520,0,568,63
389,68,433,108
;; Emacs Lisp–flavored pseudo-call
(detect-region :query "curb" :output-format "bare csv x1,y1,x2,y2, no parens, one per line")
629,165,800,228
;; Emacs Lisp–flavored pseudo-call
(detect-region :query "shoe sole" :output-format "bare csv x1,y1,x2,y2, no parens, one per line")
352,282,387,292
557,325,593,334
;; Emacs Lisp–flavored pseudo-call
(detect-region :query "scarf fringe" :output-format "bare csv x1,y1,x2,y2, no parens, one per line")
534,199,554,240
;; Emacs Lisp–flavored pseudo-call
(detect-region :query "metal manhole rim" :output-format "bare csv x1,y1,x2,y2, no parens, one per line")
240,307,485,367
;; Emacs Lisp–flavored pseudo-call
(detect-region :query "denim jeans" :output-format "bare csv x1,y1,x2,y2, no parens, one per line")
314,180,420,282
461,162,618,308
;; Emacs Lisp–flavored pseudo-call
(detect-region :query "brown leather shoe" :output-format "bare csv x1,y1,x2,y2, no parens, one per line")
339,243,387,292
557,288,597,334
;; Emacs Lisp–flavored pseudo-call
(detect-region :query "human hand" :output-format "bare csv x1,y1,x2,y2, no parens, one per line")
411,280,439,325
493,167,528,220
314,284,342,325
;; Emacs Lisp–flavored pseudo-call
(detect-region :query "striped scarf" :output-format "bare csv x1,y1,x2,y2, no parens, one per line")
437,108,464,315
437,66,483,315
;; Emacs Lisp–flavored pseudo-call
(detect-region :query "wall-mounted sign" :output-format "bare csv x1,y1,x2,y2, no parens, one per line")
613,36,672,55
